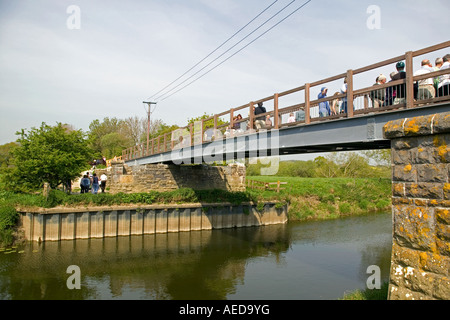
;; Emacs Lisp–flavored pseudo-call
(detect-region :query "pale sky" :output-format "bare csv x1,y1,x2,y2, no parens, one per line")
0,0,449,145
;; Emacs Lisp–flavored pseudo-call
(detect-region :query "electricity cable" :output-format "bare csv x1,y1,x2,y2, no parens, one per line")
154,0,298,102
146,0,279,101
159,0,312,102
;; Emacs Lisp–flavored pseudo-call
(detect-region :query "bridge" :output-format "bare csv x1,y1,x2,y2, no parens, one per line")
118,41,450,300
122,40,450,166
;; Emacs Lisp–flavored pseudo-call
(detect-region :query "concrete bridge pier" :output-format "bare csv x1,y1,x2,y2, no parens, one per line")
383,111,450,300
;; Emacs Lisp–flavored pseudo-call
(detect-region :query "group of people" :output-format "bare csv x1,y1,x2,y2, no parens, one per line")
79,172,108,194
225,102,302,135
317,54,450,117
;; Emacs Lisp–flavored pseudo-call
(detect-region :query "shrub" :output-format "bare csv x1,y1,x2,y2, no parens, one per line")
0,204,19,246
339,202,351,214
359,199,370,210
376,199,391,210
0,205,19,230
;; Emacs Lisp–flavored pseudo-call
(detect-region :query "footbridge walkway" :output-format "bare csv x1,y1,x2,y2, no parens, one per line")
122,41,450,165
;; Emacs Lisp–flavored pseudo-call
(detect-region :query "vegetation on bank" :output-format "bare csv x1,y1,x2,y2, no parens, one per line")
0,176,391,246
340,282,389,300
247,176,391,221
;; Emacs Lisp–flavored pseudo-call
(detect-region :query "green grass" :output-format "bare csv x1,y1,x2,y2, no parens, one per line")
341,282,389,300
247,176,392,221
0,176,392,245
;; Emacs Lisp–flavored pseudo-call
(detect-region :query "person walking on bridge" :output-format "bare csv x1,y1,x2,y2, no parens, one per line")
318,87,330,117
254,102,266,130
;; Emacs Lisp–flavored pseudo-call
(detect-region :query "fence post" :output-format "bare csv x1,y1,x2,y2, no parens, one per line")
249,102,254,130
274,93,279,129
164,133,167,152
405,51,414,108
214,114,218,139
230,108,234,134
346,69,354,118
305,83,311,124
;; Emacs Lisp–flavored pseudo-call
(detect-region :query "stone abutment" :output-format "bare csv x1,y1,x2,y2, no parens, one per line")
383,111,450,300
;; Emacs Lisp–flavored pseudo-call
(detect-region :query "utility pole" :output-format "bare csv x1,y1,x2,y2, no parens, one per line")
142,101,157,156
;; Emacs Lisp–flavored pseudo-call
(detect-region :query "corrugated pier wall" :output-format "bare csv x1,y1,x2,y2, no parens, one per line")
19,202,288,242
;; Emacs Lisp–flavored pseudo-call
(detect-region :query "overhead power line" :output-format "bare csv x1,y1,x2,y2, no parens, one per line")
155,0,299,102
146,0,280,101
159,0,312,102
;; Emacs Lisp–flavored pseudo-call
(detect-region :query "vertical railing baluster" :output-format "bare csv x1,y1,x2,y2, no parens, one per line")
249,102,254,130
405,51,414,109
305,84,310,124
274,93,279,129
347,70,354,118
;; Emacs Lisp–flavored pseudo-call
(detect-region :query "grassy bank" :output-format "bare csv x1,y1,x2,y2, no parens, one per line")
340,282,389,300
0,177,391,246
247,176,392,221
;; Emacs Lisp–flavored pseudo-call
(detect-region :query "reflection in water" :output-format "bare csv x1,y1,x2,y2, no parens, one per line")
0,212,392,300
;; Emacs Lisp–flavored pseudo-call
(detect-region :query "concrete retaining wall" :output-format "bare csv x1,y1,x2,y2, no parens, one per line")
19,202,288,242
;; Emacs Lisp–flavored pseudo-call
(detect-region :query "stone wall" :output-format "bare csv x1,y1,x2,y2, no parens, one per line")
107,162,246,193
383,111,450,300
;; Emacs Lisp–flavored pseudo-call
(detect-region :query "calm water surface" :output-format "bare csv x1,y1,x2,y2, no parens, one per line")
0,211,392,300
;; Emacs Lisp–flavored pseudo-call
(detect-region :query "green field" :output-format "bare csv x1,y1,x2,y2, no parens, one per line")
246,176,392,221
0,176,392,246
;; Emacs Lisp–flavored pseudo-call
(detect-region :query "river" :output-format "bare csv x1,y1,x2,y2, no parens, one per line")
0,211,392,300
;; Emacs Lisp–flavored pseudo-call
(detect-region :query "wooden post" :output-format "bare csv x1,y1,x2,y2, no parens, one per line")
405,51,414,109
201,119,204,144
305,84,311,124
249,102,254,130
214,114,218,139
346,70,354,118
157,136,160,153
230,108,234,135
164,133,167,152
274,93,279,129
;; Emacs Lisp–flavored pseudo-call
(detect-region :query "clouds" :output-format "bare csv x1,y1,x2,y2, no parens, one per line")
0,0,449,144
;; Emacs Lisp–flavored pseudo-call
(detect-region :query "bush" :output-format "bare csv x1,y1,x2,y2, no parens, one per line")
358,199,370,210
339,202,352,214
0,204,19,230
44,189,68,208
0,204,19,246
376,199,391,210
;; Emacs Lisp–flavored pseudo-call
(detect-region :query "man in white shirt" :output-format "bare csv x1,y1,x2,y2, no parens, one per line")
438,54,450,97
414,59,435,100
100,173,108,193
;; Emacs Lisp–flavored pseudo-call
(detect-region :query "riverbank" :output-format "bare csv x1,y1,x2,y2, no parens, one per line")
247,176,392,221
0,177,391,246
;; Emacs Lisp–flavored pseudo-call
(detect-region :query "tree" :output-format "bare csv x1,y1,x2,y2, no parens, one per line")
0,142,17,168
5,122,91,190
87,117,133,159
314,156,340,178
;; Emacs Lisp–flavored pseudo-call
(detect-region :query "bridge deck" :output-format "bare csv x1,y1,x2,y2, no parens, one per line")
125,102,450,166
